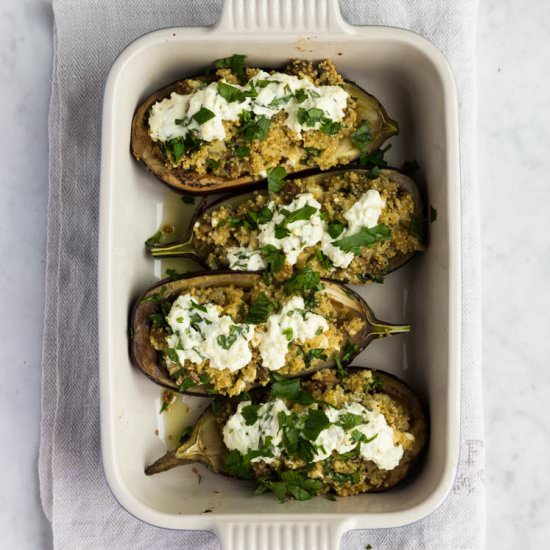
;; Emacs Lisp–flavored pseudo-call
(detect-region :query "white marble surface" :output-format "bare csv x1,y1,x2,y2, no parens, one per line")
0,0,549,548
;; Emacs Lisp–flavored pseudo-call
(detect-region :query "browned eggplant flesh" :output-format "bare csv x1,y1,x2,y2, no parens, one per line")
131,55,398,194
145,367,427,501
130,271,410,397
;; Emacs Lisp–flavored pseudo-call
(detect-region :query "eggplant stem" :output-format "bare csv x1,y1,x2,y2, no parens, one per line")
369,320,411,337
149,239,195,258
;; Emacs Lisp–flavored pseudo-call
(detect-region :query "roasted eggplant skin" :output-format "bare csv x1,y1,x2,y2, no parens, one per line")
149,167,425,283
130,272,410,396
131,75,398,195
145,367,428,496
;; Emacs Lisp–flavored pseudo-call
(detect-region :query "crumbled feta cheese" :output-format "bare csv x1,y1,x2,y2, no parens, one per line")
254,295,328,371
148,70,349,143
222,399,290,462
165,294,254,372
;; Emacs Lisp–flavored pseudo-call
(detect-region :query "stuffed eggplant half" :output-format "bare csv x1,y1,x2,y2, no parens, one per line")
131,56,398,194
146,368,427,500
131,271,410,397
150,167,424,284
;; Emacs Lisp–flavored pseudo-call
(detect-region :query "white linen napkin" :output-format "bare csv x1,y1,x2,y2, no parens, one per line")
40,1,484,548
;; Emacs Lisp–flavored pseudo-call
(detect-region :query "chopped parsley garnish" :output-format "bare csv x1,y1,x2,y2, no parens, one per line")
333,224,392,255
302,408,330,441
269,94,293,107
351,430,378,445
341,340,360,363
255,470,322,502
350,122,372,149
266,165,287,193
245,292,278,324
282,328,294,341
213,53,247,81
359,144,390,168
165,268,181,280
297,107,324,127
216,324,247,350
274,224,290,239
165,348,178,363
247,206,273,226
241,404,260,426
319,119,341,135
260,244,286,273
327,220,346,239
337,413,363,431
304,348,327,365
294,89,308,103
164,132,202,163
144,230,162,247
190,300,207,313
236,145,250,158
217,81,245,103
206,158,220,170
315,250,333,269
284,266,324,297
282,204,317,224
270,372,301,400
148,312,165,327
240,114,271,142
192,107,215,125
223,437,274,479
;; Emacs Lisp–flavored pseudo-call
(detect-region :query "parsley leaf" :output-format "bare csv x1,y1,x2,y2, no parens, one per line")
241,404,260,426
359,144,390,168
294,89,308,103
144,230,162,247
284,266,324,296
245,292,278,324
327,220,346,239
217,82,245,103
320,119,341,135
351,123,372,149
216,325,247,350
192,107,215,125
337,413,364,431
304,348,327,365
267,165,287,193
297,107,324,127
282,204,317,224
181,194,196,204
315,250,333,269
270,373,301,400
240,115,271,142
274,224,290,239
214,54,247,81
260,244,286,273
334,224,392,255
302,409,330,441
236,146,250,158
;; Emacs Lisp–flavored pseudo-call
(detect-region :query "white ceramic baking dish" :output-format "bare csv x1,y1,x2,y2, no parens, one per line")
99,1,461,548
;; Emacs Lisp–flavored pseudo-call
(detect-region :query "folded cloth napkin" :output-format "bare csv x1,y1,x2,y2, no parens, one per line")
40,0,484,548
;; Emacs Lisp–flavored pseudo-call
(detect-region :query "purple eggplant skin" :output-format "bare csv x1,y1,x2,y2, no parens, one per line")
148,167,425,282
131,73,398,195
130,272,411,397
144,367,428,495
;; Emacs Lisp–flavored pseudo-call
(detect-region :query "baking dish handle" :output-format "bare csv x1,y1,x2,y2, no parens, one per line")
214,518,351,550
214,0,352,34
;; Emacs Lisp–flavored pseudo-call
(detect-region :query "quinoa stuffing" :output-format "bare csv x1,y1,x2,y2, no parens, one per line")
192,169,423,283
140,55,392,183
146,273,366,396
